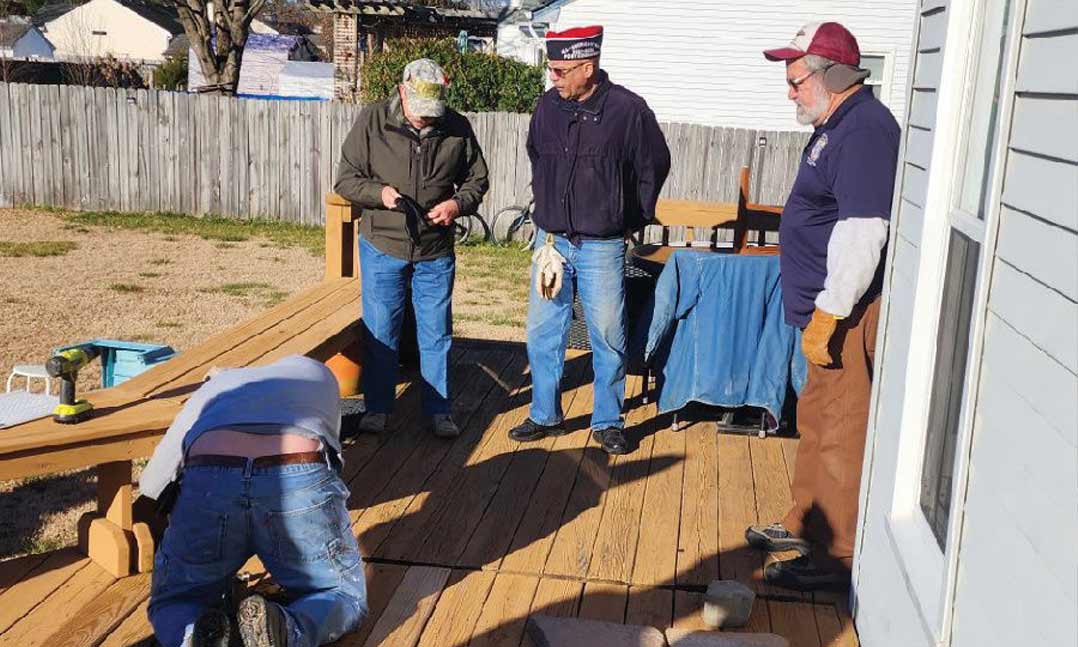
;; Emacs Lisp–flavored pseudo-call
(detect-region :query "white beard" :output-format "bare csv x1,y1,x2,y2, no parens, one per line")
796,85,830,125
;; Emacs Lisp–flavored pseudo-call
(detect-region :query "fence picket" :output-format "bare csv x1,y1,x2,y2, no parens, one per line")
0,82,806,226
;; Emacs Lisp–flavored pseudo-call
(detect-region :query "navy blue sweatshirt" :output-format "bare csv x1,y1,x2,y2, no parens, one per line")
526,71,671,241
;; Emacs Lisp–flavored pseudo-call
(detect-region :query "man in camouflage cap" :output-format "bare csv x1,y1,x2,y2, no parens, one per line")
335,57,489,438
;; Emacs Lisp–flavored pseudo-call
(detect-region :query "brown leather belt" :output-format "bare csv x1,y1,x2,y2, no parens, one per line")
185,451,326,469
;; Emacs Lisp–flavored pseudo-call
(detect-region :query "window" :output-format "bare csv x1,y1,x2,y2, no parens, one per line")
916,0,1014,548
919,230,980,547
886,0,1021,639
861,54,888,99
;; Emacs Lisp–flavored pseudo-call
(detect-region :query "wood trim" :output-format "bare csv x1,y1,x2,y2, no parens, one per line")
326,193,359,280
654,199,739,227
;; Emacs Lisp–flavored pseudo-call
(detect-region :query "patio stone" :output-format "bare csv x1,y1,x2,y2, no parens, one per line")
666,628,790,647
703,579,756,628
525,615,667,647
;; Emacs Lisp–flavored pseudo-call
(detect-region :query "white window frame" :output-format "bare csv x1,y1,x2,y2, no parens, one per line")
861,49,896,106
885,0,1027,643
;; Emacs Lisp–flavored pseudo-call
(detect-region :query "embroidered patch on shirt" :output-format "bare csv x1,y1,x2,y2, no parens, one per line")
807,133,829,167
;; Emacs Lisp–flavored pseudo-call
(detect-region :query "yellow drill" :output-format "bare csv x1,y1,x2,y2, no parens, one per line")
45,346,100,424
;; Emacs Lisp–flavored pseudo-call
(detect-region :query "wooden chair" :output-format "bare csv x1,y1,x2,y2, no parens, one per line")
628,165,784,275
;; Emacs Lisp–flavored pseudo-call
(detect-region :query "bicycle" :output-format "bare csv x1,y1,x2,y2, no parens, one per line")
491,195,537,251
452,213,491,245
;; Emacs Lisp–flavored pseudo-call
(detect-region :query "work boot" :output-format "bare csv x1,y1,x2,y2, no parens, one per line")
431,414,461,438
592,427,629,455
508,418,567,442
191,608,232,647
236,594,288,647
357,412,388,434
763,555,850,592
745,522,811,554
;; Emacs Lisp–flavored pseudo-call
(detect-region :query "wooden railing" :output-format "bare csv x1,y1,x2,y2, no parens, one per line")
0,194,364,577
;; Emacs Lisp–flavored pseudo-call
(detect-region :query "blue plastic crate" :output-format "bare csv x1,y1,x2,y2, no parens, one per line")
55,339,177,388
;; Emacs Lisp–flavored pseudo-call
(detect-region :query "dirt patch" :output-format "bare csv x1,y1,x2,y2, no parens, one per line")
0,207,529,559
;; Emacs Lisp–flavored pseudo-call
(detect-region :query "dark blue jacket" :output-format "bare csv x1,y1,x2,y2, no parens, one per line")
527,71,671,240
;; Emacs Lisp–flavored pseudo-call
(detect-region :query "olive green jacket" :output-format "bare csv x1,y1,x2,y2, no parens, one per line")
334,96,489,261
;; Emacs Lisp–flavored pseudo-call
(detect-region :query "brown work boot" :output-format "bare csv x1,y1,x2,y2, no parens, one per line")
236,594,288,647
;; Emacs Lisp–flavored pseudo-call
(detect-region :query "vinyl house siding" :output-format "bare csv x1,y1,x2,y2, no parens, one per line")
948,0,1078,643
44,0,172,62
532,0,918,130
854,0,1078,644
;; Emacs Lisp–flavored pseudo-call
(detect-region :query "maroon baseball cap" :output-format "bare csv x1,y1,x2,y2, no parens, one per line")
763,22,861,66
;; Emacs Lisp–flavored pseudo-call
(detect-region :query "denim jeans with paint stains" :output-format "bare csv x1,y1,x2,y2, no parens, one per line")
149,462,367,647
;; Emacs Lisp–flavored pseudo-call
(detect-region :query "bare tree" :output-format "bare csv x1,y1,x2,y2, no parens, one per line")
170,0,267,95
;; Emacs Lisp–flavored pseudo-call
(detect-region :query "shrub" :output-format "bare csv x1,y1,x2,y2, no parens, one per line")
361,38,543,113
154,56,188,91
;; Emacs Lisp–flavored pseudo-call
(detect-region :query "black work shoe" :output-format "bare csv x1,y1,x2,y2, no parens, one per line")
592,427,629,455
745,522,812,554
763,555,850,592
236,594,288,647
509,418,567,442
191,608,232,647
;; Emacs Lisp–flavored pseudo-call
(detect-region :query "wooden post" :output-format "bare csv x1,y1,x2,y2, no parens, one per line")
78,460,135,577
325,192,358,280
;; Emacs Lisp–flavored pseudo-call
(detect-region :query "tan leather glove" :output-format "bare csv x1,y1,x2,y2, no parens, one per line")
802,308,839,366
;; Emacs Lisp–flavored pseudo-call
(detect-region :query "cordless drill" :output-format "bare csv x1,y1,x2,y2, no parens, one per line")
45,346,100,424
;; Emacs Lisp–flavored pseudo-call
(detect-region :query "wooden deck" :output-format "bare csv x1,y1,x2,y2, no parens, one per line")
0,339,858,647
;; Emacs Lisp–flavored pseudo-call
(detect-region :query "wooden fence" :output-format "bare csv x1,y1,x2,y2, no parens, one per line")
0,82,809,225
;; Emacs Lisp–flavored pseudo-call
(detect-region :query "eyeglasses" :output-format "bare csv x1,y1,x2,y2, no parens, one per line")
546,61,588,78
786,65,832,90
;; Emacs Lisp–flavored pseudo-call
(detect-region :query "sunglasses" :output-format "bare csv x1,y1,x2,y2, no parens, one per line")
546,61,588,78
786,64,833,90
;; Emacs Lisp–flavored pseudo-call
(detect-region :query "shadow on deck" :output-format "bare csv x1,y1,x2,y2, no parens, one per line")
0,337,858,647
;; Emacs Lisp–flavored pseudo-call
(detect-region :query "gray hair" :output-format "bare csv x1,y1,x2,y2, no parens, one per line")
802,54,834,72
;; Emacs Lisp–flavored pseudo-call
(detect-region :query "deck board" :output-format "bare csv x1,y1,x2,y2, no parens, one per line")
0,340,859,647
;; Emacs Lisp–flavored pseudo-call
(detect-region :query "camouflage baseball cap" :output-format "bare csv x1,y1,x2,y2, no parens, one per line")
402,58,448,119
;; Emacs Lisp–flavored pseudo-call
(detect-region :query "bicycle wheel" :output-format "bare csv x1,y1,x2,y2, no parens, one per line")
462,213,491,243
452,217,472,245
492,205,529,244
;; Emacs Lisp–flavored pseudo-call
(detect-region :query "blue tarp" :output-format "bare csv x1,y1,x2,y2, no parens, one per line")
643,251,807,430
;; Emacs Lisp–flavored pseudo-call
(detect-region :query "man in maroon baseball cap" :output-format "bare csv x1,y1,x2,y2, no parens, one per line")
745,22,900,593
765,21,871,125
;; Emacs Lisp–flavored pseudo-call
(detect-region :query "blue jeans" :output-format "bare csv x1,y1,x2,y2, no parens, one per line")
359,236,455,416
527,230,627,430
149,462,367,647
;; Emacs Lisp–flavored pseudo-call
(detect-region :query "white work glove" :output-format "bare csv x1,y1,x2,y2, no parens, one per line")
532,234,567,300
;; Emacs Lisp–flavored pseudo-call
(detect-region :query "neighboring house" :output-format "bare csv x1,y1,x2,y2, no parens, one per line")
303,0,498,101
187,33,331,99
0,16,55,58
852,1,1077,646
36,0,276,63
500,0,918,130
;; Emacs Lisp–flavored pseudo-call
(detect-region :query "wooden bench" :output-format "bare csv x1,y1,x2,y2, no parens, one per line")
631,166,784,274
0,194,364,577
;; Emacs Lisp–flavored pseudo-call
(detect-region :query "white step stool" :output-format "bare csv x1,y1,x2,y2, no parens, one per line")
6,364,54,395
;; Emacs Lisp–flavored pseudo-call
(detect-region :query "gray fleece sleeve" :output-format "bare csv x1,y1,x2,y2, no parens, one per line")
814,217,889,317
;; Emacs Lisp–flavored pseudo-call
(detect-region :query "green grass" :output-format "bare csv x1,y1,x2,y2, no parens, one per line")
20,534,69,556
138,272,163,278
0,240,78,257
199,282,273,298
215,242,238,249
149,258,172,266
61,210,324,256
109,283,145,293
156,321,183,329
456,311,526,328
